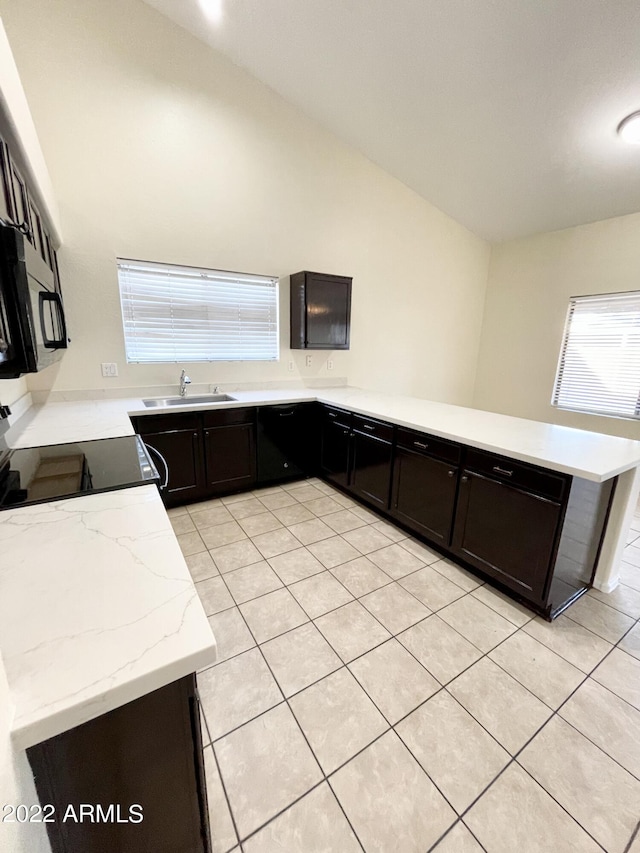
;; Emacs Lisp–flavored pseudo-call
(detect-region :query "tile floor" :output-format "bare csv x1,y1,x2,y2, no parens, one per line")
171,478,640,853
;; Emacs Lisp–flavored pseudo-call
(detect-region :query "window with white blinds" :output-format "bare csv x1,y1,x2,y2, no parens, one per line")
117,259,279,363
552,291,640,419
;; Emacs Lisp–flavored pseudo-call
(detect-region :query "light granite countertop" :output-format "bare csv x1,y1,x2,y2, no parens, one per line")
6,386,640,482
0,485,216,749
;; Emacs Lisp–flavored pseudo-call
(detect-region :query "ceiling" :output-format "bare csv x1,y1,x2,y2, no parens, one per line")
143,0,640,242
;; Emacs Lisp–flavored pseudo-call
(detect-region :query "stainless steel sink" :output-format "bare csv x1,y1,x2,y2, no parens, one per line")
142,394,236,408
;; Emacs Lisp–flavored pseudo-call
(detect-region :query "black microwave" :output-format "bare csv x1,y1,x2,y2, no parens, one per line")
0,222,67,377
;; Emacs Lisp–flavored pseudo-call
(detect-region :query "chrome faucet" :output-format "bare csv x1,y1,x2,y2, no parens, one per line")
179,369,191,397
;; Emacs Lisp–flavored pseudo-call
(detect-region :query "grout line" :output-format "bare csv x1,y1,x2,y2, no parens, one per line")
623,816,640,853
192,482,640,851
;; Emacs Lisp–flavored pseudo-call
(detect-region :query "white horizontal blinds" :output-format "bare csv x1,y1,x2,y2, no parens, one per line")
553,292,640,419
118,260,278,363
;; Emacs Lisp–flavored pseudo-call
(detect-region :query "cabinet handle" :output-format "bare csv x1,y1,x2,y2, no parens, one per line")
362,424,375,431
492,466,513,477
414,441,429,450
461,475,469,482
279,411,294,417
448,470,455,477
342,428,349,435
328,412,337,418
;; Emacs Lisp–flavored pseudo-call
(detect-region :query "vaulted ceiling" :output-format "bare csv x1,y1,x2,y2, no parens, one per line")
144,0,640,242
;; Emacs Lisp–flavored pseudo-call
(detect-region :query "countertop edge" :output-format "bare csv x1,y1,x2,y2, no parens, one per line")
10,643,216,751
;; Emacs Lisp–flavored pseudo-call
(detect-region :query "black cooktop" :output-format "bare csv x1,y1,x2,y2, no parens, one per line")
0,435,160,510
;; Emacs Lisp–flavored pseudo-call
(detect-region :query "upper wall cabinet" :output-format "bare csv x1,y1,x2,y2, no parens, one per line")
0,131,60,289
290,270,352,350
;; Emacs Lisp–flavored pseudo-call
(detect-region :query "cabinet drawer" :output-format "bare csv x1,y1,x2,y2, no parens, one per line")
464,449,568,502
352,414,393,443
133,412,201,433
203,407,255,427
396,427,461,465
322,406,352,427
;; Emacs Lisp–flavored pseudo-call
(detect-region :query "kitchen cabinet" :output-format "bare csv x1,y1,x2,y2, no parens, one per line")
131,400,616,620
256,403,319,483
132,412,205,505
319,407,394,509
450,449,567,604
0,129,61,279
320,406,352,488
391,428,461,545
203,408,256,493
349,414,394,509
290,271,352,350
132,408,257,506
27,674,211,853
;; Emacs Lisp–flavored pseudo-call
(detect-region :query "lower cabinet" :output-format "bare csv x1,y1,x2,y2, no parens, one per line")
132,409,256,506
320,408,352,489
203,409,256,494
391,447,459,546
450,450,567,604
131,402,614,619
349,416,393,510
27,675,211,853
133,413,205,505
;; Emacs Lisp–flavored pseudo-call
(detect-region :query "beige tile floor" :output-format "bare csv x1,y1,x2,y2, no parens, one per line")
171,479,640,853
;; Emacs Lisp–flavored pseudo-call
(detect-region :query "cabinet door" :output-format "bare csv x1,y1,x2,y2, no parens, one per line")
27,675,211,853
305,274,352,349
451,471,562,604
8,159,31,238
350,431,393,510
391,447,458,545
0,139,14,223
320,418,351,488
139,428,204,505
203,423,256,493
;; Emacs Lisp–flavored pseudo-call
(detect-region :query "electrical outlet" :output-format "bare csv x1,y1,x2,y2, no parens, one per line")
288,361,294,372
305,355,312,368
101,362,118,378
327,359,334,370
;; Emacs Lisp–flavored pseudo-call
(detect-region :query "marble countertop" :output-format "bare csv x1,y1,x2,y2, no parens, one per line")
6,386,640,482
0,485,217,749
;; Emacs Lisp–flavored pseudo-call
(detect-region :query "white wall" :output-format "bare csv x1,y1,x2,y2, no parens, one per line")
474,211,640,439
0,0,489,404
0,650,51,853
0,376,27,407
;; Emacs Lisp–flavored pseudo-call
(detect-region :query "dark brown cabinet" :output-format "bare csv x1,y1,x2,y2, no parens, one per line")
451,450,566,604
203,408,256,493
130,401,615,620
132,408,256,506
0,128,61,278
133,412,205,505
320,407,352,488
319,407,394,510
391,428,461,545
290,271,352,350
28,675,211,853
349,415,393,510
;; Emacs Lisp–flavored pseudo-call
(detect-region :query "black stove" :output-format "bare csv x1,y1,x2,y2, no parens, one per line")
0,434,160,510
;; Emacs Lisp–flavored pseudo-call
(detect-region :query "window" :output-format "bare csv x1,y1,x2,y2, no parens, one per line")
552,291,640,419
117,259,279,363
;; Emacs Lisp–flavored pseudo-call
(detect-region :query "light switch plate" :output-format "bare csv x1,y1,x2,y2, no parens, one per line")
305,355,312,367
101,362,118,377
